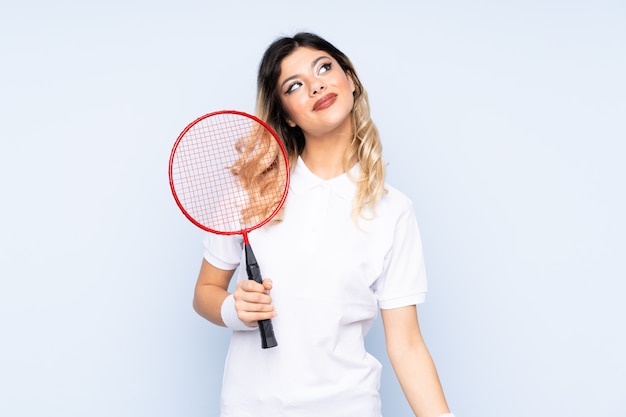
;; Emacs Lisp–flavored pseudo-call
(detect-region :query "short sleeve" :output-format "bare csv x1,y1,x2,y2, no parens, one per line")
373,203,428,309
202,232,244,271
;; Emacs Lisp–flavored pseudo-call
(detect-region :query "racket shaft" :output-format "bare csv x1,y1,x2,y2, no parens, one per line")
245,244,278,349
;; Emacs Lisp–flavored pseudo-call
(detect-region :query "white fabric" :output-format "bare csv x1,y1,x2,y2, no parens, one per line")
203,157,428,417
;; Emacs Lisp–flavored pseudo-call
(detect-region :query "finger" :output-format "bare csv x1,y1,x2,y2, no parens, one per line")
235,298,277,322
262,278,273,291
237,279,265,293
238,310,277,325
234,284,273,303
236,299,275,313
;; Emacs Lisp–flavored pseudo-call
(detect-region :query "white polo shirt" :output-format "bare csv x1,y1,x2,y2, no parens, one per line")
203,157,427,417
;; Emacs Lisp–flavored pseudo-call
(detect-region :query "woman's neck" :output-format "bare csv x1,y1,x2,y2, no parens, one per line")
300,133,353,180
299,112,356,179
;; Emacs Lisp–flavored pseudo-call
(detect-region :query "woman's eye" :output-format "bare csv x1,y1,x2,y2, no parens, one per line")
286,82,302,94
319,63,332,74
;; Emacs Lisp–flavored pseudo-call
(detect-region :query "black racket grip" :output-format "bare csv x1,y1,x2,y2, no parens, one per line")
245,244,278,349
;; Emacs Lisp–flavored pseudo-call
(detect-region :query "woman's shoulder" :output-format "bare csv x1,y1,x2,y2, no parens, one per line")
360,183,416,226
379,183,414,212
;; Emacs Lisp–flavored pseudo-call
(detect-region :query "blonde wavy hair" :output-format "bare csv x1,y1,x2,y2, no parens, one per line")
255,32,386,220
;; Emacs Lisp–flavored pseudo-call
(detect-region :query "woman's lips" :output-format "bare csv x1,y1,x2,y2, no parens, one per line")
313,93,337,111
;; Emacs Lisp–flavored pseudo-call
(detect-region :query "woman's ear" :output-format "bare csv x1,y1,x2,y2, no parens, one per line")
286,118,296,127
347,73,356,94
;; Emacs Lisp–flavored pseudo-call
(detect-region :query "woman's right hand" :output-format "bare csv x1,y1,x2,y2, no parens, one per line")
232,278,276,327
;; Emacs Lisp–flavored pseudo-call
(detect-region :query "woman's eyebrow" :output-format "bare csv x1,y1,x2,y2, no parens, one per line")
280,55,330,90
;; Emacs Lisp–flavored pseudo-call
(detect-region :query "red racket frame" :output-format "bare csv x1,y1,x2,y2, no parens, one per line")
168,110,290,244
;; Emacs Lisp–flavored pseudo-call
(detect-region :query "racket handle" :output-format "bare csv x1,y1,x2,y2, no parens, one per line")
245,244,278,349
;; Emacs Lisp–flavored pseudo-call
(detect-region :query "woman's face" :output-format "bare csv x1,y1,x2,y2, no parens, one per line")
277,46,355,140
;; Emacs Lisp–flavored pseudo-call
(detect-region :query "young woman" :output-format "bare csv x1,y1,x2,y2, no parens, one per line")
192,32,454,417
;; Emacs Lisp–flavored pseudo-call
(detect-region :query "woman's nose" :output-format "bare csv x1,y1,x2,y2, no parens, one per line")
310,82,326,96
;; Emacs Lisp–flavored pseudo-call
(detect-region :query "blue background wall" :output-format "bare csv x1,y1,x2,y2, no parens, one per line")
1,1,624,416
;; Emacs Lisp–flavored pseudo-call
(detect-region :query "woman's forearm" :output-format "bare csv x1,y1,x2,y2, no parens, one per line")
192,259,234,326
389,340,449,417
382,306,450,417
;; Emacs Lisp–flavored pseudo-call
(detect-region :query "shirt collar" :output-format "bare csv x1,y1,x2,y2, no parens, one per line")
289,156,359,200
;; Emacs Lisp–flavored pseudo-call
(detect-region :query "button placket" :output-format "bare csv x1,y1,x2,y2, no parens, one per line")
300,183,332,253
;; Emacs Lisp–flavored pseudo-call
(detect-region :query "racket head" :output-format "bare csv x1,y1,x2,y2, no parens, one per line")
168,110,290,236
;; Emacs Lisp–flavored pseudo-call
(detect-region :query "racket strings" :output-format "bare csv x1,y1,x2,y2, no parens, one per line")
170,113,288,233
231,125,286,225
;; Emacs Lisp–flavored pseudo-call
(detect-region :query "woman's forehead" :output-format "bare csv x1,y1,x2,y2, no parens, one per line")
278,47,332,78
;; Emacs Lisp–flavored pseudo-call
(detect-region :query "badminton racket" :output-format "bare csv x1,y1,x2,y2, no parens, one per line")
169,110,289,349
